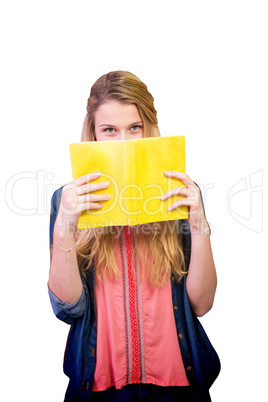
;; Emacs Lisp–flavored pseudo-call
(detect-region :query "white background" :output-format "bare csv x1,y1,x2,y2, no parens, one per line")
1,1,267,400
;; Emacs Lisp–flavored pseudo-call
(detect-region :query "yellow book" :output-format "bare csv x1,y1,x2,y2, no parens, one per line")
70,136,188,229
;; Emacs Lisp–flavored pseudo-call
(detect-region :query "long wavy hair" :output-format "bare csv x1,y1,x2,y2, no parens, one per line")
75,71,186,287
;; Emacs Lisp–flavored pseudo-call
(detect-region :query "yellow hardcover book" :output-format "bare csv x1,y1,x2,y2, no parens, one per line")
69,136,188,229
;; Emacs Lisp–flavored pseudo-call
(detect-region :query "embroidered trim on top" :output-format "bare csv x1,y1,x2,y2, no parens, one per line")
119,226,146,384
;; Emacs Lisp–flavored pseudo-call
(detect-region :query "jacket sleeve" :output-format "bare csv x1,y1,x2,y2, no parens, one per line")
48,278,88,324
48,284,87,324
48,187,88,324
49,187,63,258
196,183,211,234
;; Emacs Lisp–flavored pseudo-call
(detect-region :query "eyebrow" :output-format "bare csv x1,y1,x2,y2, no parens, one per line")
98,121,143,128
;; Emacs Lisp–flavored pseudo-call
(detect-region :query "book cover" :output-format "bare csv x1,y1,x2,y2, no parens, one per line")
69,136,188,229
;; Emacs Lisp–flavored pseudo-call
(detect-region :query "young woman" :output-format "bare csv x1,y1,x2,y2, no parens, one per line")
48,71,220,402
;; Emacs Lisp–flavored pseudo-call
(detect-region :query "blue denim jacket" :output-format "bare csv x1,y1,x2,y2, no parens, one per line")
49,188,220,402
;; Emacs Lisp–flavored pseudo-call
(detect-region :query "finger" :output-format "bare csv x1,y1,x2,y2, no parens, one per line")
164,171,193,187
76,181,110,195
167,198,192,212
72,172,102,187
80,202,105,211
161,186,189,201
78,193,111,203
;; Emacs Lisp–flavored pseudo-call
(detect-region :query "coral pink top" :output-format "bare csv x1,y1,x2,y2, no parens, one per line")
92,226,189,391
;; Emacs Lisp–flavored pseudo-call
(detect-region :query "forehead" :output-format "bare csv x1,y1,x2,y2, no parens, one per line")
95,101,142,125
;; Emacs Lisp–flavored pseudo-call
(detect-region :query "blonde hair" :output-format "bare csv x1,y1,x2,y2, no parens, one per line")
76,71,186,287
81,70,160,141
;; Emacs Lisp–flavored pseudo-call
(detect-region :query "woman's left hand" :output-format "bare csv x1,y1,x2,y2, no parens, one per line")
161,171,216,316
161,171,209,232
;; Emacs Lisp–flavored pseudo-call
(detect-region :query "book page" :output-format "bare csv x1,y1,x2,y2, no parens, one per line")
133,136,188,225
70,140,130,229
69,136,188,229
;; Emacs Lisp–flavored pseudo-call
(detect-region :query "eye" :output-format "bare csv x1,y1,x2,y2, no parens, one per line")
130,125,143,131
104,127,116,133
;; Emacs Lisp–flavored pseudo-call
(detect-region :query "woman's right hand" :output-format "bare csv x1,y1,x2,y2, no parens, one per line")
55,172,111,234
